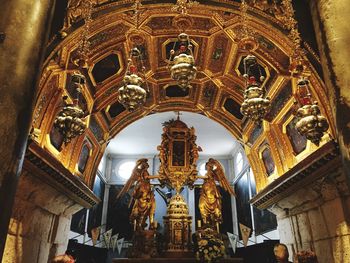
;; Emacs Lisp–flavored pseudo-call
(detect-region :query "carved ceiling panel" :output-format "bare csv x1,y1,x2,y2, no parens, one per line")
33,0,335,194
41,1,328,139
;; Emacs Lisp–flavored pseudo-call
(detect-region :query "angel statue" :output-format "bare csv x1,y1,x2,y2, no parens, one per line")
199,158,235,229
117,159,158,231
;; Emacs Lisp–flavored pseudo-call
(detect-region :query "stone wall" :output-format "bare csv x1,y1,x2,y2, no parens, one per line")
2,170,83,263
270,168,350,263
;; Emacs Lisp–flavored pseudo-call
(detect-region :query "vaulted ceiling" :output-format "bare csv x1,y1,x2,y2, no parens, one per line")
41,0,324,140
32,0,335,191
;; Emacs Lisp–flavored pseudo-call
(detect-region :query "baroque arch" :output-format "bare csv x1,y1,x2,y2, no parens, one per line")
31,0,335,196
2,1,350,263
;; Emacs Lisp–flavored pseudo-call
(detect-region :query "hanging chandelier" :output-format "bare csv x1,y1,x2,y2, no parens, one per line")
240,55,271,123
54,1,93,143
294,78,329,146
169,32,197,90
282,0,329,145
238,0,270,124
117,48,148,111
54,73,87,143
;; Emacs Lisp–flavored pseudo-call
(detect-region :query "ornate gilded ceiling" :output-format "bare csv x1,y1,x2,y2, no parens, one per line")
43,1,311,136
33,0,336,191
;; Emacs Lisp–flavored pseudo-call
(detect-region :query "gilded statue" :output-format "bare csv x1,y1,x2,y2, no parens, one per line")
199,158,235,228
189,127,202,166
117,159,157,230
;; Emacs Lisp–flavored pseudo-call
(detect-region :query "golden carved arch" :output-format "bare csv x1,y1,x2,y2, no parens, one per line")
31,0,336,194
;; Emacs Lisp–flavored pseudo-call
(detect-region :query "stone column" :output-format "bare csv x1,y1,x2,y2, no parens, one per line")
308,0,350,184
0,0,56,260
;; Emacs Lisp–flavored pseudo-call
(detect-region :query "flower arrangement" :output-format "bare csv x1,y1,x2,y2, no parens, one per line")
295,250,319,263
195,228,226,263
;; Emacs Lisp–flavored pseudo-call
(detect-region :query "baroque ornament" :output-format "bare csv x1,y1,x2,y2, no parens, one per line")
54,73,87,143
116,158,157,231
172,0,199,15
240,54,271,123
282,0,329,144
116,117,235,259
169,33,197,90
239,1,270,123
295,79,329,146
117,1,148,111
117,48,148,111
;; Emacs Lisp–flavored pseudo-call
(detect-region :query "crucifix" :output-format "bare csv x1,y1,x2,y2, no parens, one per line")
175,111,182,120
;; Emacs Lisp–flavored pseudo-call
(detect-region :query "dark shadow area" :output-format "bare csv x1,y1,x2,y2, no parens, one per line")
67,239,108,263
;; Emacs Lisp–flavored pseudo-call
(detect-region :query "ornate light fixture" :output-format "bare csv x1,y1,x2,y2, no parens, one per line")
117,1,148,112
239,1,270,123
55,1,92,143
240,54,271,123
169,32,197,90
294,78,329,145
282,0,329,145
54,73,87,143
117,48,148,111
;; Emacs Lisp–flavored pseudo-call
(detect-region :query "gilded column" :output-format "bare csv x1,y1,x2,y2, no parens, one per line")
0,0,56,260
308,0,350,183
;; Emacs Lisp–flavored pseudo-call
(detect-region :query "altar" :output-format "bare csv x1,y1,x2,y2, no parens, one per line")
115,117,238,262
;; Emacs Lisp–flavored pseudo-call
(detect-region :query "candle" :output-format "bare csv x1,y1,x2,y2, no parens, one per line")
197,220,201,228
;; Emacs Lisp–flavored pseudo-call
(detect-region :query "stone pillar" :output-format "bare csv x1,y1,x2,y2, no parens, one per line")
0,0,56,260
308,0,350,184
270,169,350,263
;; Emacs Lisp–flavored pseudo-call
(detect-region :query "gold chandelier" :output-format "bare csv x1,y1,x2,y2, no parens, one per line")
282,0,329,145
240,54,271,123
169,32,197,90
239,0,271,124
294,78,329,145
117,48,148,111
54,73,87,143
